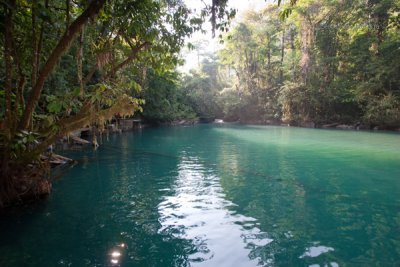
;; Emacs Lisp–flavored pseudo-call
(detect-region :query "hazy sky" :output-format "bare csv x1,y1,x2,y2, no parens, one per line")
184,0,270,12
180,0,274,72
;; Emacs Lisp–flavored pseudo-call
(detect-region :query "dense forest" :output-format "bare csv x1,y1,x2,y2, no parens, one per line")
0,0,399,206
145,0,400,129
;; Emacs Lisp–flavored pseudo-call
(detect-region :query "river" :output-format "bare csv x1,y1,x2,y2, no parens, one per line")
1,124,399,266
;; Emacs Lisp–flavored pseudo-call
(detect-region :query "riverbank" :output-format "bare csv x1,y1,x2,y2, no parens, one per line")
229,118,400,132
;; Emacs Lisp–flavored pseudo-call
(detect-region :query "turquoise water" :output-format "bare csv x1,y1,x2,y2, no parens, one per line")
1,124,400,266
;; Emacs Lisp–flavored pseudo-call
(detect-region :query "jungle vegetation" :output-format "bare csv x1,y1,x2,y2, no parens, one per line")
1,0,399,206
179,0,400,127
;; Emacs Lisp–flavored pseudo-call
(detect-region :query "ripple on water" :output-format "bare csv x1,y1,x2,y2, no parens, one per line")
299,244,335,258
157,157,274,266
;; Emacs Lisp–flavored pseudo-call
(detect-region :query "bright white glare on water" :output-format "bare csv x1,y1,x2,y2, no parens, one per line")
157,155,274,266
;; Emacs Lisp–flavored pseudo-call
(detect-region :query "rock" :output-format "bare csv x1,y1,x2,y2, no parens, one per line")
356,124,370,130
322,123,339,128
336,124,355,130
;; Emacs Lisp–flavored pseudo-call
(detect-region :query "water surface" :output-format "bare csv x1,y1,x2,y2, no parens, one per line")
1,124,399,266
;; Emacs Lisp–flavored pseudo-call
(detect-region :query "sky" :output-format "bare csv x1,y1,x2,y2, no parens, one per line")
184,0,270,11
179,0,275,72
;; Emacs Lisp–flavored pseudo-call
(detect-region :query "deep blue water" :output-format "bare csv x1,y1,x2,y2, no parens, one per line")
1,124,400,266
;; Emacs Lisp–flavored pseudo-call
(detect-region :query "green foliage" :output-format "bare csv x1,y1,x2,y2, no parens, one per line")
11,131,40,160
141,70,196,122
363,94,400,126
181,56,224,120
182,0,400,128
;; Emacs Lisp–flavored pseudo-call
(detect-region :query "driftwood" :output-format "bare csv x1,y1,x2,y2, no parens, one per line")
41,153,73,166
71,135,90,145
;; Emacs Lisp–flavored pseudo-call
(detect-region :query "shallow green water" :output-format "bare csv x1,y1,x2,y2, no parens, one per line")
1,124,400,266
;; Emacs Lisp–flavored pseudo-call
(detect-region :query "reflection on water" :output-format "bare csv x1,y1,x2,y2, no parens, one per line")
108,243,126,266
299,244,334,258
158,156,273,266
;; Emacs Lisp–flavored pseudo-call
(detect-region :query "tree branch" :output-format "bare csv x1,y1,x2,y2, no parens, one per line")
33,95,137,155
77,27,85,95
104,41,151,80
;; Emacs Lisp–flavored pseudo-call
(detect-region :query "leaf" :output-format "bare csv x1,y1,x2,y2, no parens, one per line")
48,100,63,113
279,8,293,21
73,87,81,96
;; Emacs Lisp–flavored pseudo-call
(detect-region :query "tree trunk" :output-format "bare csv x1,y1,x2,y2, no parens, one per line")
280,28,285,83
267,35,271,70
77,27,85,95
299,20,314,84
66,0,70,30
13,43,26,115
290,27,296,80
4,0,17,134
31,0,38,86
1,0,16,207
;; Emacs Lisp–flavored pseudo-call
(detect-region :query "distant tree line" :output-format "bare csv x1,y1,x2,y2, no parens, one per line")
174,0,400,128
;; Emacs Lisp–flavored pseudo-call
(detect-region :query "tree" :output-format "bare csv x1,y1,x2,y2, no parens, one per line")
0,0,236,206
141,69,196,123
182,57,223,120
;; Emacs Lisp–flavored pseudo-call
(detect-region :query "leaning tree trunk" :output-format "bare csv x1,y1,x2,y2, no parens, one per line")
1,0,16,207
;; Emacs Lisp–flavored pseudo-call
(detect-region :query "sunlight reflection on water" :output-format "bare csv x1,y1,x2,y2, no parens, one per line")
157,156,273,266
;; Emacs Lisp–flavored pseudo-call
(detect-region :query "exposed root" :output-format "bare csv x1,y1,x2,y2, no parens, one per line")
0,159,52,208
